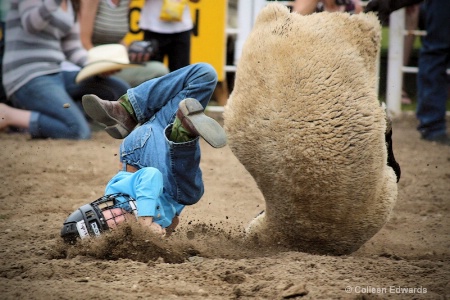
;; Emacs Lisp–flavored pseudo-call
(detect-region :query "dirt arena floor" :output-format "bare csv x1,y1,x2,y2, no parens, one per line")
0,113,449,300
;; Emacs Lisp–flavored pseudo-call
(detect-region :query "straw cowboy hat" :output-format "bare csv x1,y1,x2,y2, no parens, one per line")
75,44,141,83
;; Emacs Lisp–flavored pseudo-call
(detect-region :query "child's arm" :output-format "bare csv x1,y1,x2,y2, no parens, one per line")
139,216,166,235
165,216,180,237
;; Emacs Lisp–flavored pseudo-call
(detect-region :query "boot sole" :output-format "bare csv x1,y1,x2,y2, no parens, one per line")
82,95,130,139
179,98,227,148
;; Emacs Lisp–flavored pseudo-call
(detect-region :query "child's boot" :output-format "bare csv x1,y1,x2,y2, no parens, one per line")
174,98,227,148
82,94,138,139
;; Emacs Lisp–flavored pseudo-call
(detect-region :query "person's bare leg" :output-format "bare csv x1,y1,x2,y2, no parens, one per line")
402,4,419,104
293,0,319,14
213,82,229,106
0,103,31,130
323,0,341,12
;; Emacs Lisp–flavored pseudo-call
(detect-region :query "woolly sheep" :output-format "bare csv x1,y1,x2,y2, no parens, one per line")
223,3,399,255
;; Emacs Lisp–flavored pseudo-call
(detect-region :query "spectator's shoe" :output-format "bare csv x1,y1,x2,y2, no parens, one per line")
177,98,227,148
422,134,450,146
82,94,137,139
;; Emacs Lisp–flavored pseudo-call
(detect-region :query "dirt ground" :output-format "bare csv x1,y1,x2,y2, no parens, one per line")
0,113,449,300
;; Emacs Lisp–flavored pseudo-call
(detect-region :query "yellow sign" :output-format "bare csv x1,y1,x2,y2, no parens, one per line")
124,0,227,81
126,0,145,41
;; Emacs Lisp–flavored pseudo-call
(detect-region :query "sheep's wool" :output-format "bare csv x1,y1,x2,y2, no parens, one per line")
224,3,398,255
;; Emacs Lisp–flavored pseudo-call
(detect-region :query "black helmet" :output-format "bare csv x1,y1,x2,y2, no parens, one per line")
61,193,137,244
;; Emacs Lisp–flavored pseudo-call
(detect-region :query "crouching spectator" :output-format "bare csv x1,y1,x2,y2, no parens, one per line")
0,0,129,139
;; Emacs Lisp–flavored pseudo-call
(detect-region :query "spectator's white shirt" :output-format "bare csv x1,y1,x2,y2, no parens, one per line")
139,0,193,33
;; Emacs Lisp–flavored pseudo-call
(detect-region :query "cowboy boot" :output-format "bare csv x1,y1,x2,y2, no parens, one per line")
176,98,227,148
82,94,138,139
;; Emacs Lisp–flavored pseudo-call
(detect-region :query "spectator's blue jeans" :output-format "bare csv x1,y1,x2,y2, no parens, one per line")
416,0,450,139
11,71,129,139
119,63,218,206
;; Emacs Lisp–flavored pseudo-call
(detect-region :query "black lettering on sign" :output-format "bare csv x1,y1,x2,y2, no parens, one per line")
128,7,142,34
192,9,199,37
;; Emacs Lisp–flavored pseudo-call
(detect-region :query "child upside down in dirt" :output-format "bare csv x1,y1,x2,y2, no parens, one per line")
61,63,227,242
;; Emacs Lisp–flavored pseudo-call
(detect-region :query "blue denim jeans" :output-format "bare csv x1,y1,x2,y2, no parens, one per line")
119,63,218,206
11,71,129,139
416,0,450,139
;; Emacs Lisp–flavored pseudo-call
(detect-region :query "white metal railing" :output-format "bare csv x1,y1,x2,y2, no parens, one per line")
226,0,374,93
224,27,238,73
221,2,450,118
386,8,406,116
222,0,439,117
387,8,450,116
208,0,272,111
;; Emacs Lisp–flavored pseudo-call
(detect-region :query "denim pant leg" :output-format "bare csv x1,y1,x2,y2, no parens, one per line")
166,131,204,205
126,63,218,124
416,0,450,138
12,73,91,139
120,117,203,206
11,71,130,139
120,63,217,205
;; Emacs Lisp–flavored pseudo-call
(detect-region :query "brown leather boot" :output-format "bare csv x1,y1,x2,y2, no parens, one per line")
176,98,227,148
82,94,137,139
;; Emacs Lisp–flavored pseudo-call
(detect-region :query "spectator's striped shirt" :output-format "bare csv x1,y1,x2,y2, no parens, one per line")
2,0,87,98
92,0,129,46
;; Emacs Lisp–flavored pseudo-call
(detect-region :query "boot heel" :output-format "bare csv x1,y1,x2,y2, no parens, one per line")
178,98,227,148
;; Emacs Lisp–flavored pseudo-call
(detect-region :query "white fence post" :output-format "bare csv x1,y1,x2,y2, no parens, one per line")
235,0,267,64
386,8,405,117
